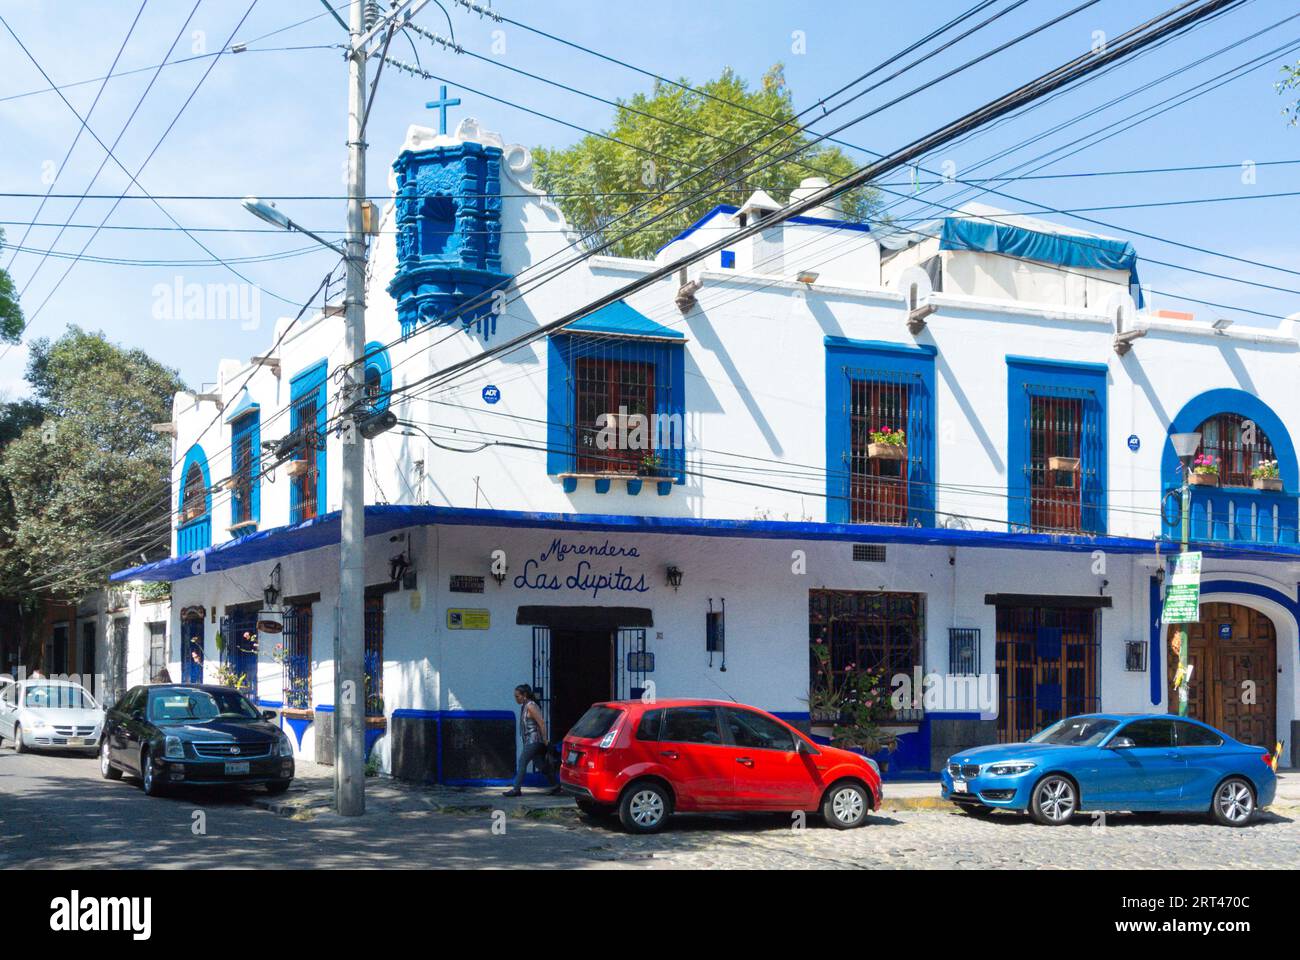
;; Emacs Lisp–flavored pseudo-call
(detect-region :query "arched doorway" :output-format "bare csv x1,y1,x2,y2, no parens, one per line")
1167,602,1277,745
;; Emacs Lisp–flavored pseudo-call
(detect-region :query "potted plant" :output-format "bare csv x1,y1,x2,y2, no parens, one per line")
1048,455,1080,472
1252,459,1282,491
867,426,907,461
1190,453,1220,486
807,642,900,762
285,459,309,478
637,452,664,477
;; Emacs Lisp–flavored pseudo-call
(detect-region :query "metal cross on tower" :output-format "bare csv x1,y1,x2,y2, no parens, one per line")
425,85,461,135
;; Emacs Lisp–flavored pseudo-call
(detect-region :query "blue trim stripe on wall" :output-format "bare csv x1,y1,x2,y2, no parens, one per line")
1006,356,1108,534
1149,575,1162,706
824,336,937,526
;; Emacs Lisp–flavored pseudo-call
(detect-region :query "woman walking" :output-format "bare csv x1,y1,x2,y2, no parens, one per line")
503,683,561,797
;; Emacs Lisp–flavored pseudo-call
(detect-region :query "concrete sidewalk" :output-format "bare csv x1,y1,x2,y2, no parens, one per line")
251,762,1300,818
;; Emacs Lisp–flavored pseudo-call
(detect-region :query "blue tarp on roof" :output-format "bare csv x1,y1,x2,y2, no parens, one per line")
109,504,1300,583
563,299,685,339
940,218,1143,306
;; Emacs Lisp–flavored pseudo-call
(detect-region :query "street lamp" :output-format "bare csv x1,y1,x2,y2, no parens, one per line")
1170,430,1201,717
241,197,349,258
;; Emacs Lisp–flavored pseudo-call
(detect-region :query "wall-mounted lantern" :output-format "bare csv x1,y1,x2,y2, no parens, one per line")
666,565,683,590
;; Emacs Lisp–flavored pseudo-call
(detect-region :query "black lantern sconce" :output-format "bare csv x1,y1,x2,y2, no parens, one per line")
262,562,282,609
666,565,683,590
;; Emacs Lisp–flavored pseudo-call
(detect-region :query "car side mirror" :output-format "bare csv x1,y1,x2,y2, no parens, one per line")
1109,736,1135,749
261,710,277,721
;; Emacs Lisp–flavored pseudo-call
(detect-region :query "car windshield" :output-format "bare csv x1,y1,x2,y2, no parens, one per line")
149,689,260,725
1028,716,1118,746
24,684,96,709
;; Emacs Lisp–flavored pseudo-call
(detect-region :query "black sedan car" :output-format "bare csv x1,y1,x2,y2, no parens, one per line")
100,684,294,797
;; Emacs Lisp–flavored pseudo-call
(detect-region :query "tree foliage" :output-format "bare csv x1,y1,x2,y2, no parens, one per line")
1278,62,1300,126
0,326,184,601
533,65,877,259
0,230,23,344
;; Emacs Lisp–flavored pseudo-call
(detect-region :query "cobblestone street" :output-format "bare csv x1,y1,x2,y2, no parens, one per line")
3,751,1296,870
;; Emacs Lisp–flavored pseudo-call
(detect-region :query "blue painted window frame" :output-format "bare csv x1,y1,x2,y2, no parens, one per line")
546,334,686,483
825,337,936,526
230,411,260,529
177,444,212,553
362,341,392,413
1006,356,1107,534
1160,388,1298,544
289,360,328,523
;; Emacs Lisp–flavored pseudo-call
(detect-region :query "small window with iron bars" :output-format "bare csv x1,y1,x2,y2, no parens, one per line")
282,604,312,711
848,373,911,525
288,395,323,523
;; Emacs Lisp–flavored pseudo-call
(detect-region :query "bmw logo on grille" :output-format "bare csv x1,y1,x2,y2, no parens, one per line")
231,746,240,755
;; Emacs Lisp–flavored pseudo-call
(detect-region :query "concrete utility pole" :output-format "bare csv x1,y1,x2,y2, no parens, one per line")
334,0,369,818
333,0,435,818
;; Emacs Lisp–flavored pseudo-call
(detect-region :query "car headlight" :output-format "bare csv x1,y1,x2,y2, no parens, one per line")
277,733,293,757
986,761,1036,777
164,735,185,760
863,757,880,776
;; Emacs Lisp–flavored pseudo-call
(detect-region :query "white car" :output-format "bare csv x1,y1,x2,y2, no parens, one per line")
0,678,105,753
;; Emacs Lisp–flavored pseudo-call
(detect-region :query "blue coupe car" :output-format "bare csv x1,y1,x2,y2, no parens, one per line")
941,714,1276,826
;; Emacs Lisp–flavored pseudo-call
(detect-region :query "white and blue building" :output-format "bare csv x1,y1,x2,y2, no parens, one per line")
111,115,1299,780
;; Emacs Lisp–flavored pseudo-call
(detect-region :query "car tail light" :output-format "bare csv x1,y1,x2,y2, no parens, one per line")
1262,753,1275,768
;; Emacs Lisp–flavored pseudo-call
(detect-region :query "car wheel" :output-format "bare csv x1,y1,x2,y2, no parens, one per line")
266,781,291,796
1211,777,1255,827
140,749,165,797
822,780,870,829
618,781,670,833
1030,774,1077,825
11,724,23,754
100,739,122,780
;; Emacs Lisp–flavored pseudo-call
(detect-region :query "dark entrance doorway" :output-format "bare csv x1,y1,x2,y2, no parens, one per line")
995,604,1100,743
549,629,613,742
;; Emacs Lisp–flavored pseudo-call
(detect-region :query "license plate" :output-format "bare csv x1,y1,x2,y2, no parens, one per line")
67,737,83,746
224,761,250,776
566,750,579,765
953,780,968,793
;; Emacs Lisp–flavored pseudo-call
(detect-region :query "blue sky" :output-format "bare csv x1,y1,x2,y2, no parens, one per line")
1,0,1297,394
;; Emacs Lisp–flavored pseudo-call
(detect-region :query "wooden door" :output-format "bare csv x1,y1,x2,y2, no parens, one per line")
1167,602,1276,746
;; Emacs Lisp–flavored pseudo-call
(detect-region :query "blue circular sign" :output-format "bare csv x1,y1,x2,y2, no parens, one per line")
1127,434,1141,452
482,384,501,405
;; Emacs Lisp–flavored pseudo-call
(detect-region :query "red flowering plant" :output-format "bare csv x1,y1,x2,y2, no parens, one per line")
808,640,899,755
868,425,906,447
1192,453,1219,476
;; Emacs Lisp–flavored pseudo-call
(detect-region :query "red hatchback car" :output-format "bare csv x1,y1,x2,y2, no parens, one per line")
559,698,882,833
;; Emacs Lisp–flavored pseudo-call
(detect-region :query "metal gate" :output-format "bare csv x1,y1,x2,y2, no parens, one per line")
220,611,259,696
282,605,312,710
615,627,648,699
996,605,1099,743
531,626,551,729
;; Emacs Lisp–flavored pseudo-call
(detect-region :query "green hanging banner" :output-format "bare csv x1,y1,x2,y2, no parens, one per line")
1162,551,1202,623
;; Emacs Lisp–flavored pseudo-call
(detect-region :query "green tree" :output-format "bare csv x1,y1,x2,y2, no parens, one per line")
0,229,25,343
1277,62,1300,125
533,65,877,259
0,327,184,608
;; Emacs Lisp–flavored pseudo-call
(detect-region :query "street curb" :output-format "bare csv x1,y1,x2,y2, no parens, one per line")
249,790,1300,820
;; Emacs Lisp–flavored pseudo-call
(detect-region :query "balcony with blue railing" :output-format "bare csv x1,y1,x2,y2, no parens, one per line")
1160,389,1299,549
1171,483,1298,545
